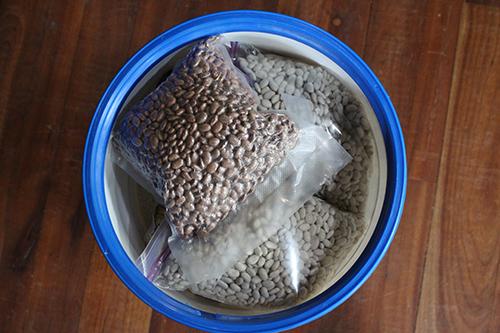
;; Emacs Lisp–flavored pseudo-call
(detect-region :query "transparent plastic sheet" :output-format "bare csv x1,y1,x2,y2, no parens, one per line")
136,219,170,281
109,146,163,205
112,36,354,307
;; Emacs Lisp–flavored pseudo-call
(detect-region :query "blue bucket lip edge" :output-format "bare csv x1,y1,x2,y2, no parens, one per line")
83,10,407,333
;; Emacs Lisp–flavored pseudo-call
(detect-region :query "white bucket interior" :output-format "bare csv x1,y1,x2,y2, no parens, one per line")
103,32,387,315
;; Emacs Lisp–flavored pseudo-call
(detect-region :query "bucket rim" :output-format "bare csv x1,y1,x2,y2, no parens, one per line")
83,10,407,333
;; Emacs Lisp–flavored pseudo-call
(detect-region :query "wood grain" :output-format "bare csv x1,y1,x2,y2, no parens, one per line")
78,246,152,332
0,1,498,332
0,0,151,331
415,3,500,332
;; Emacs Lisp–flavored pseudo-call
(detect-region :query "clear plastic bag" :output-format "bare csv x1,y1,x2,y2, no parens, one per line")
113,36,353,307
146,196,360,307
113,36,298,240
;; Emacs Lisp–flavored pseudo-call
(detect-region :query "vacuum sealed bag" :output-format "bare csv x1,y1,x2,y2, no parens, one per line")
141,196,363,307
114,36,298,240
112,36,352,307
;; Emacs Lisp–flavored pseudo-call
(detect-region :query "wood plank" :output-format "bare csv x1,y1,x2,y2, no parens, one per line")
0,2,24,140
415,3,500,332
0,1,90,331
64,1,159,332
276,0,373,55
126,0,280,56
78,244,152,332
0,0,152,332
466,0,500,8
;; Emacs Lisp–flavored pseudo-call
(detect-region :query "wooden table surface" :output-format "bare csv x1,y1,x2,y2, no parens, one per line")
1,1,498,332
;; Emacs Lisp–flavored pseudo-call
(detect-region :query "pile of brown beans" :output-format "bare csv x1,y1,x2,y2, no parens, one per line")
113,37,298,239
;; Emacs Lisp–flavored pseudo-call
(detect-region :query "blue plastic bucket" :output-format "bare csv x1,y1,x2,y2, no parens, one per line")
83,10,406,333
